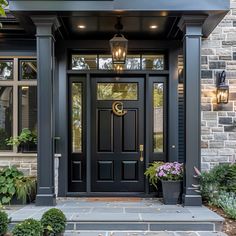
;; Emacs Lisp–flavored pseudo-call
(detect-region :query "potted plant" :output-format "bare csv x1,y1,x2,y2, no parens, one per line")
156,162,184,205
5,128,37,153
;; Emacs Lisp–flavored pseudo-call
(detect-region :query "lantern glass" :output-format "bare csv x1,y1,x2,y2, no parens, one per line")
216,86,229,104
110,34,128,64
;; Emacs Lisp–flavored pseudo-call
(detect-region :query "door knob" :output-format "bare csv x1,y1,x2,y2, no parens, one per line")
139,144,144,162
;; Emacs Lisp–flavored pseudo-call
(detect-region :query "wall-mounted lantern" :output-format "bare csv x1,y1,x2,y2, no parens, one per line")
216,70,229,104
110,17,128,65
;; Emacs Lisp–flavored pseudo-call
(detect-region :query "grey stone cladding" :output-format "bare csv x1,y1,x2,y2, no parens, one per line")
201,0,236,170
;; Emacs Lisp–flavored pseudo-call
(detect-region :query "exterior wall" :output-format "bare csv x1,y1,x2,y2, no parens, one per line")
201,0,236,170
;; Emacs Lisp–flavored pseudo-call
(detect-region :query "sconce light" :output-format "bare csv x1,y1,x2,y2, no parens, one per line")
216,70,229,104
110,17,128,65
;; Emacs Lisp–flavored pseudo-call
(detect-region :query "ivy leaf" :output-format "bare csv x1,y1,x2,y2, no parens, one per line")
0,176,5,183
47,225,53,231
1,186,8,194
8,186,16,195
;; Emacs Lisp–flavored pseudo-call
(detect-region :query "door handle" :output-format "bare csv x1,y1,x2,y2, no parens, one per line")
139,144,144,162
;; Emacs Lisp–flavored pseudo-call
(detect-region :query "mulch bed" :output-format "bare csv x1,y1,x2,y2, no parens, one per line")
207,205,236,236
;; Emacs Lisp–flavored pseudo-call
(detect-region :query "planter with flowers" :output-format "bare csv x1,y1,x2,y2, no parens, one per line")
156,162,184,205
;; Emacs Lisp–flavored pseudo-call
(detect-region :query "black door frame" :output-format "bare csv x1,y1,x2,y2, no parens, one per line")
66,72,168,196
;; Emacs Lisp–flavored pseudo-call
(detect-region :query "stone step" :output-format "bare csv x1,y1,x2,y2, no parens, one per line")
64,231,228,236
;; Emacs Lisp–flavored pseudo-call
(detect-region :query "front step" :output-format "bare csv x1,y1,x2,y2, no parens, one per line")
64,231,228,236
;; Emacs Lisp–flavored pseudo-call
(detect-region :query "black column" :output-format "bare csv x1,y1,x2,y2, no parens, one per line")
32,16,60,206
178,16,206,206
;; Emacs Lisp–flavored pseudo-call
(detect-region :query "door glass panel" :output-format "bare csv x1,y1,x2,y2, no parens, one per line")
142,55,164,70
125,55,141,70
153,83,164,152
98,55,113,70
72,83,82,153
97,83,138,100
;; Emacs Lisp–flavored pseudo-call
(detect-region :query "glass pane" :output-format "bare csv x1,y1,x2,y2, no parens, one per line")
0,86,13,151
0,60,13,80
98,55,113,70
153,83,164,153
20,60,37,80
125,55,141,70
72,55,97,70
142,55,164,70
19,86,37,132
97,83,138,100
72,83,82,153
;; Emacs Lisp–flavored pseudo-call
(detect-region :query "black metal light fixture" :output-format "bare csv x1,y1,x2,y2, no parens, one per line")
110,17,128,65
216,70,229,104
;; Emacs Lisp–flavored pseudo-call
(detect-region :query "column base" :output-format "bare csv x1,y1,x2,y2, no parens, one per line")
182,194,202,206
36,194,56,206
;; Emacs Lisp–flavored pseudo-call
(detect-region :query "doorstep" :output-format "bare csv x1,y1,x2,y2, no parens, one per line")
5,198,224,232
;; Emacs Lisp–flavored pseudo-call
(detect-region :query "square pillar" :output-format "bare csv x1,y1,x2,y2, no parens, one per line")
178,16,206,206
32,16,60,206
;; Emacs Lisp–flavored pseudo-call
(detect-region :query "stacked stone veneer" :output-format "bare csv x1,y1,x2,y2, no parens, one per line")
201,0,236,170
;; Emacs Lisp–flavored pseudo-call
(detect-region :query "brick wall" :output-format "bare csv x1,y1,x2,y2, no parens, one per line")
201,0,236,170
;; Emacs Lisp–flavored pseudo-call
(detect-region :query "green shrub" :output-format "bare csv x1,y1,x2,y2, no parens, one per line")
41,208,66,236
12,218,43,236
0,211,9,235
217,191,236,220
199,163,236,202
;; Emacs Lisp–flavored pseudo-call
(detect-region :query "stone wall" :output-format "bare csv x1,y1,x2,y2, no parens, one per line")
201,0,236,170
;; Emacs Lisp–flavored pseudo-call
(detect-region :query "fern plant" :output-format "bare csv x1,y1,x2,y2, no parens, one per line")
144,161,164,189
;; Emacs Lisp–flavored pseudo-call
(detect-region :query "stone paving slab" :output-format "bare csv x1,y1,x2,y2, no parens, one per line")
64,231,228,236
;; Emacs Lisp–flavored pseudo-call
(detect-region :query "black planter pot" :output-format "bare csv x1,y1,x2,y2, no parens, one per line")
161,180,183,205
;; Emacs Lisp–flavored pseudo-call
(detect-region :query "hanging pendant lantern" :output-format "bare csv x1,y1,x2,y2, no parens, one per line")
110,17,128,65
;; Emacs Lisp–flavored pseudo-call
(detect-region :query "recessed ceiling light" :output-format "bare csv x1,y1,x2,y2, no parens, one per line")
150,25,158,29
78,25,86,29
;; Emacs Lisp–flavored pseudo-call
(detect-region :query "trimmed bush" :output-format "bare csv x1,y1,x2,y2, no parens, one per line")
0,211,9,236
12,218,43,236
41,208,66,236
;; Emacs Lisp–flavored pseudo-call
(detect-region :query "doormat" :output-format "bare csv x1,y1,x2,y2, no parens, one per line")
85,197,142,202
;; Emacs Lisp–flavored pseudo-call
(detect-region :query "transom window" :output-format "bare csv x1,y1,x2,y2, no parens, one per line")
71,54,165,71
0,57,37,153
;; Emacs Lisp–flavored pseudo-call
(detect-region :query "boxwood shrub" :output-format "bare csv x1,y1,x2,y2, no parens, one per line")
41,208,66,236
0,211,9,236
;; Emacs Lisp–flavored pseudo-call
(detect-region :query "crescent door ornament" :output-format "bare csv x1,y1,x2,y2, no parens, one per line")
112,101,127,116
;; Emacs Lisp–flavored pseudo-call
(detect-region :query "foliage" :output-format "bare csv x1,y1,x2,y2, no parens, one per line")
12,219,43,236
0,166,36,205
0,0,7,17
156,162,184,181
5,128,37,147
0,210,9,235
0,167,23,205
41,208,66,236
217,191,236,220
14,176,36,204
198,163,236,203
144,161,164,189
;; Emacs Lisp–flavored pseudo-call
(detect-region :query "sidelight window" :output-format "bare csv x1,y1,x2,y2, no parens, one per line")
153,83,164,153
0,60,13,80
72,83,83,153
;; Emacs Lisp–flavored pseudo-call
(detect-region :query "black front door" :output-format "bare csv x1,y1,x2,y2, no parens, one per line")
91,77,145,192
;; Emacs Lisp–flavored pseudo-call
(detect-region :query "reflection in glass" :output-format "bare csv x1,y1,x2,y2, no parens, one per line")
0,61,13,80
19,86,37,132
72,55,97,70
125,55,140,70
97,83,138,100
72,83,82,153
99,56,113,70
0,86,13,150
21,61,37,80
142,55,164,70
153,83,164,152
